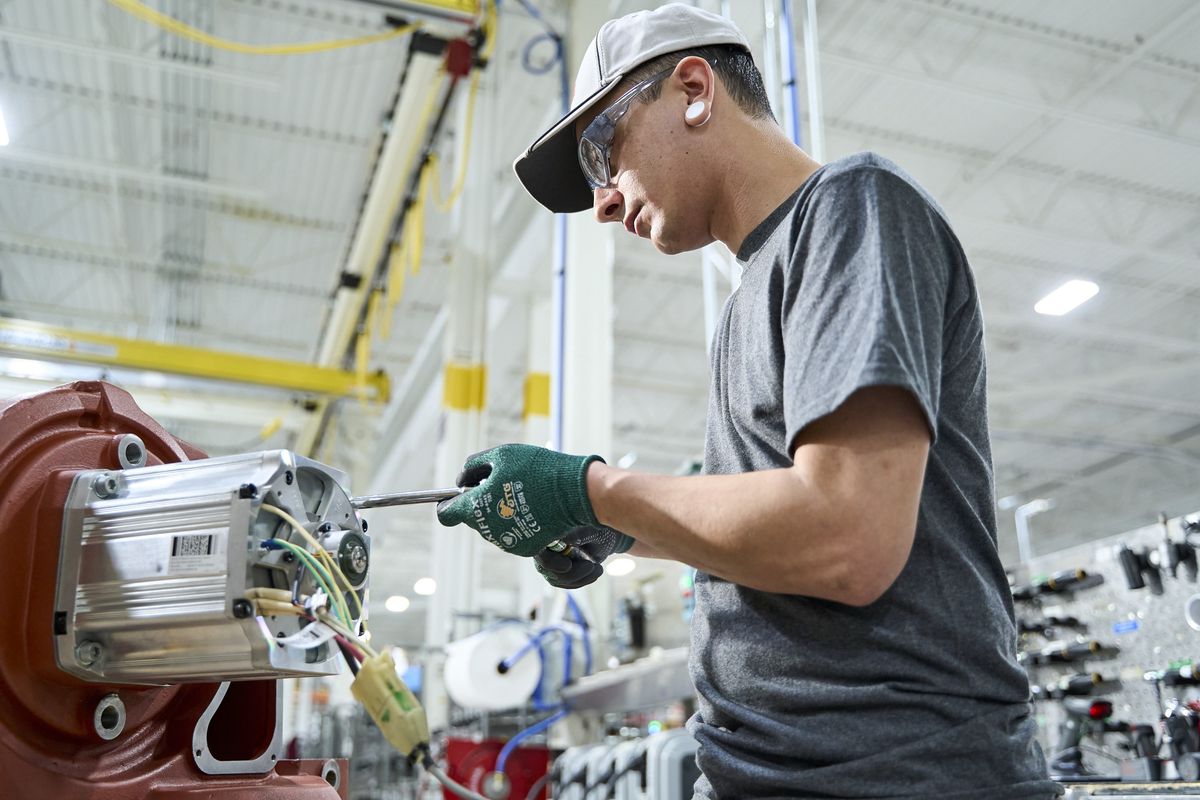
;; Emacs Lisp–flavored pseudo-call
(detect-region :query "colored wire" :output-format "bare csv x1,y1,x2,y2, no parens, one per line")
267,537,349,624
431,69,482,213
319,609,379,660
268,538,346,622
260,504,363,629
336,638,362,676
108,0,420,56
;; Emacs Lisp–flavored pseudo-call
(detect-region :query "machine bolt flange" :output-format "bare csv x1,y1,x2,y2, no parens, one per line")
76,640,103,668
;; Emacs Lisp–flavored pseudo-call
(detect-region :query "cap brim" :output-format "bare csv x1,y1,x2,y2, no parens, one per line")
513,75,624,214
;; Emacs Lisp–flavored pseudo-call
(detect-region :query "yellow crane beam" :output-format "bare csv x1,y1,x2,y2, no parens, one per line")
0,318,389,402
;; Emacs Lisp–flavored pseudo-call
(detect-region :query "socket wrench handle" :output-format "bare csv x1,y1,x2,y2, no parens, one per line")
350,487,464,509
351,488,581,560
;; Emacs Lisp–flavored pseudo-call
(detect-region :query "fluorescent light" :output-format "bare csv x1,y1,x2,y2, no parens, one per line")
606,557,636,577
413,577,437,596
384,595,410,613
0,104,8,146
1034,280,1098,316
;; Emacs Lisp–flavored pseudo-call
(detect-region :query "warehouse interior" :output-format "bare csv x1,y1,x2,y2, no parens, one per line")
1,0,1199,798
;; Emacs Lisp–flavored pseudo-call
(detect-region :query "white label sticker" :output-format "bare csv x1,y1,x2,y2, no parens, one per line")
167,531,227,575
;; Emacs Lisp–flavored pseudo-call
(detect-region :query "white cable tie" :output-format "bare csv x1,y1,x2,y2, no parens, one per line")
276,621,338,649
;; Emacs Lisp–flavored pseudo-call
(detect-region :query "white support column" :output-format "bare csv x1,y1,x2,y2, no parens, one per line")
422,68,497,734
561,0,618,669
520,294,555,617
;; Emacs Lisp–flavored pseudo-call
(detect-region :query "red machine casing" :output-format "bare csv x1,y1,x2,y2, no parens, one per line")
443,737,550,800
0,382,344,799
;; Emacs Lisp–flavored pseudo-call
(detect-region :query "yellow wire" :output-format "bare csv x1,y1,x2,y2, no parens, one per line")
259,504,364,629
108,0,420,56
320,610,379,660
431,69,482,213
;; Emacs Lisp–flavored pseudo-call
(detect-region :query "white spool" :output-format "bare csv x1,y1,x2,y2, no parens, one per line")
443,626,541,711
1186,593,1200,632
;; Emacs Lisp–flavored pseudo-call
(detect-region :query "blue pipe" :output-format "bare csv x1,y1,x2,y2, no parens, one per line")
511,0,570,452
501,625,576,685
496,708,570,774
778,0,804,147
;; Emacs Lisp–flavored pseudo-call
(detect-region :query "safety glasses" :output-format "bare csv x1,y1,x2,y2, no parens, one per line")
577,67,674,190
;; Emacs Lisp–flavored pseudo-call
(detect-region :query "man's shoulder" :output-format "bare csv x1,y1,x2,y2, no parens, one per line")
812,152,922,198
809,151,951,227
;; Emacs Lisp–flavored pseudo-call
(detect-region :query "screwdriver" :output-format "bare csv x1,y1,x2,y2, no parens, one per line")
349,488,581,558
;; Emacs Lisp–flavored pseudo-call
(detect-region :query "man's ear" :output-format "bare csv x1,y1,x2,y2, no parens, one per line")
673,56,715,127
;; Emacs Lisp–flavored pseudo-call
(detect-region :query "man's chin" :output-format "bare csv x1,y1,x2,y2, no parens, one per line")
651,231,701,256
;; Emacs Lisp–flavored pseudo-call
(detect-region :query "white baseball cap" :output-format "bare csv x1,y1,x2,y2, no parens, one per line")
512,3,751,214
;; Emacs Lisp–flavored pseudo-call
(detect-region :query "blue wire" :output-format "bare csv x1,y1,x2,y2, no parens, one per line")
496,708,570,774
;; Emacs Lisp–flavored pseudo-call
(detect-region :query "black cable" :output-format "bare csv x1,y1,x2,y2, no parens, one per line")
337,639,361,676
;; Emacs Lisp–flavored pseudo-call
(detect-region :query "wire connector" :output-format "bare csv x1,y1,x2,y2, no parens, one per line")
351,650,429,758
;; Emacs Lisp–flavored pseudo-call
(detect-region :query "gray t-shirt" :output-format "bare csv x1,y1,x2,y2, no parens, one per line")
688,153,1059,799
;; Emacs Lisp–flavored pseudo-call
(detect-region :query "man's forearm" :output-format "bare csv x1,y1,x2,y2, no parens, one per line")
584,388,929,604
586,462,875,603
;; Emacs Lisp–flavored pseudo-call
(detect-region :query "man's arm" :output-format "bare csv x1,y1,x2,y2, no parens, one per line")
587,386,930,605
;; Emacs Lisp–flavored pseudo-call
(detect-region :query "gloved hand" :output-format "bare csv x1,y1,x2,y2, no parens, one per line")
436,444,609,557
534,525,635,589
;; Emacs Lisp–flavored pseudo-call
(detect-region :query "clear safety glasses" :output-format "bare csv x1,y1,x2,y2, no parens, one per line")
577,68,674,190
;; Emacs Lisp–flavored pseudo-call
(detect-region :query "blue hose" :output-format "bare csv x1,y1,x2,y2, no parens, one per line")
495,707,569,774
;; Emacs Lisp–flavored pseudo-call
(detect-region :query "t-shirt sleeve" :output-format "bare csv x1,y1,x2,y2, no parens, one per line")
782,165,954,451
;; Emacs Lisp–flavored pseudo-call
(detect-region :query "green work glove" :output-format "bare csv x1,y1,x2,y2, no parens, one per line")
534,526,635,589
436,444,606,557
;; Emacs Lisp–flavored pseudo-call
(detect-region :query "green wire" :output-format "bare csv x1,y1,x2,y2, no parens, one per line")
270,538,349,625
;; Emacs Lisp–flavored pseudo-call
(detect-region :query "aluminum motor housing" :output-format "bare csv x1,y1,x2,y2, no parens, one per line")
54,449,368,685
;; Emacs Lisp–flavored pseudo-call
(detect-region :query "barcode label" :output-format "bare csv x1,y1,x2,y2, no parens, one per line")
172,534,213,557
167,531,226,575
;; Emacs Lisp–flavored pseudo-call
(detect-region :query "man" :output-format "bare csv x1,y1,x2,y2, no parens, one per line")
437,4,1058,798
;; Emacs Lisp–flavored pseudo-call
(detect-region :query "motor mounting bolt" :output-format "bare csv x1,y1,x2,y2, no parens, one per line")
232,599,254,619
76,640,103,668
238,483,257,499
285,471,294,485
92,474,120,499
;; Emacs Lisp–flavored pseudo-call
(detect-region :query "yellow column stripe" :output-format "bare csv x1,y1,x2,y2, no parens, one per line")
443,362,487,411
523,372,550,420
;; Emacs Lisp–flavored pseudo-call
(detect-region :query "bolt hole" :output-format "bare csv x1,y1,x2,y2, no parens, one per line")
324,769,338,786
99,706,120,731
196,749,202,757
123,441,144,465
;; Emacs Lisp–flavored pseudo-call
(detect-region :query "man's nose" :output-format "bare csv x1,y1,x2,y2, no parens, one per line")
593,185,624,224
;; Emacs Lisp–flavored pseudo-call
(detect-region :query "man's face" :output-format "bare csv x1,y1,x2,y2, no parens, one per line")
574,69,715,255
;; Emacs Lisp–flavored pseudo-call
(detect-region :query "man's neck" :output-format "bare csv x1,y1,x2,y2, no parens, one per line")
710,123,822,255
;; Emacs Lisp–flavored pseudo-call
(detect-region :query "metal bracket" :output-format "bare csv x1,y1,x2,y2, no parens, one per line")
192,681,283,775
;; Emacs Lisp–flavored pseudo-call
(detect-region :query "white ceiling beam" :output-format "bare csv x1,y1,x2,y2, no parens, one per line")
985,310,1200,358
941,3,1200,203
0,232,326,298
822,51,1200,152
0,26,278,90
898,0,1200,83
0,148,263,200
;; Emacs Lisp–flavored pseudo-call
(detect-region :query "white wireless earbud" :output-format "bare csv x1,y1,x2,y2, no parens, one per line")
685,100,708,124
